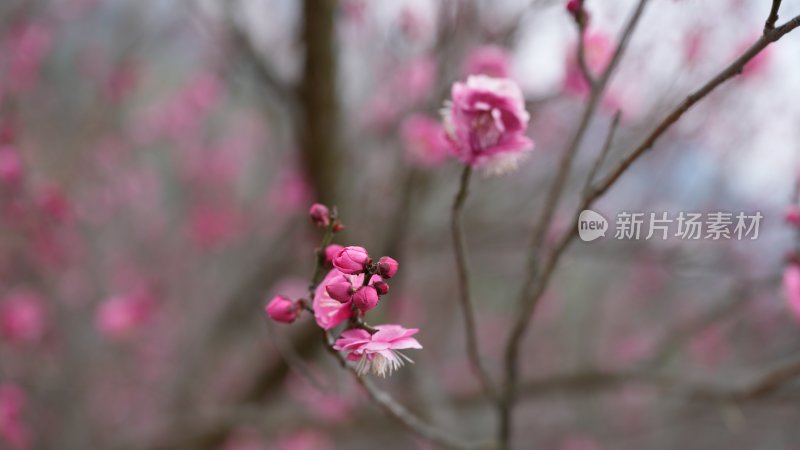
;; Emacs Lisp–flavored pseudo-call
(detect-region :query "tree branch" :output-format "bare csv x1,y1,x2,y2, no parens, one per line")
765,0,782,33
499,1,651,446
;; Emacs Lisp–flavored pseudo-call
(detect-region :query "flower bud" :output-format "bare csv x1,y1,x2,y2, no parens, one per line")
333,246,370,274
324,244,344,266
352,286,379,312
326,282,354,303
332,221,345,233
566,0,581,14
373,281,390,296
309,203,331,227
377,256,399,279
265,295,300,324
785,205,800,227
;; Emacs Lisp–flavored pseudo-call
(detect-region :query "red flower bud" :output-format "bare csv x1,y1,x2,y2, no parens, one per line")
309,203,331,227
377,256,399,279
373,281,390,296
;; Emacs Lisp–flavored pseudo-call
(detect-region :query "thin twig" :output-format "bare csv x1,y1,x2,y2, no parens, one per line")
582,110,621,197
499,1,651,446
575,18,597,89
518,357,800,401
222,0,297,115
644,275,779,367
765,0,782,33
451,166,498,400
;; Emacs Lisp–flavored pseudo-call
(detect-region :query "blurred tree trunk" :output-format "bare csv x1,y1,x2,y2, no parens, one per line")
298,0,339,205
147,4,343,450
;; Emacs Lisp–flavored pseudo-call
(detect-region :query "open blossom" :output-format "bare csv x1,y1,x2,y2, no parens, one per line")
95,293,153,338
784,205,800,227
0,291,47,344
783,264,800,322
333,325,422,377
442,75,533,172
314,269,381,329
0,146,23,187
0,383,30,450
332,246,370,274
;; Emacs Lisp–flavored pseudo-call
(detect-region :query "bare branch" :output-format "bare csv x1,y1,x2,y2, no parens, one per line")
451,166,498,401
222,0,297,115
575,19,597,89
582,110,621,197
765,0,782,33
499,1,651,445
644,276,779,367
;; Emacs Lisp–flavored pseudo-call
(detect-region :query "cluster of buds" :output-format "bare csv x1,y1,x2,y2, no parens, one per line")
324,246,398,314
265,202,420,377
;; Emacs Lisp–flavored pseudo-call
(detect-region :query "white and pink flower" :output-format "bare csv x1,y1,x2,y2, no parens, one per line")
441,75,533,173
333,325,422,377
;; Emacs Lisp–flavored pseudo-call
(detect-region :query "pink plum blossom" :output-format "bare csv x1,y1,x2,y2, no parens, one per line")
463,45,512,78
314,269,356,329
783,264,800,322
784,205,800,227
442,75,534,173
0,384,30,450
564,31,612,96
399,115,450,169
0,291,47,344
313,269,381,329
95,293,154,339
275,429,332,450
0,146,23,187
333,324,422,377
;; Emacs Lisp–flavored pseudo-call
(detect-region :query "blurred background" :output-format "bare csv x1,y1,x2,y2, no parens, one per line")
2,0,800,449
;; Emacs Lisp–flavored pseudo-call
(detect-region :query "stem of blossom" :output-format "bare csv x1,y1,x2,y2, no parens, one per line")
308,211,337,297
575,18,596,89
451,165,499,401
582,111,621,198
